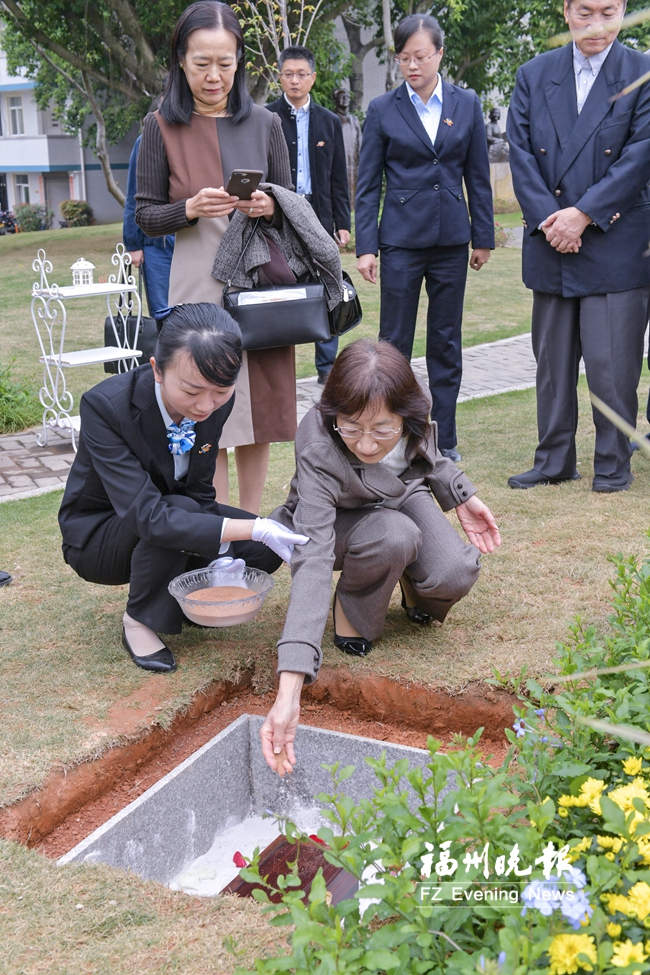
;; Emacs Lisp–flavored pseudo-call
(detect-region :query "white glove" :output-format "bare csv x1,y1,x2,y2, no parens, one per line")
251,518,309,563
207,557,247,586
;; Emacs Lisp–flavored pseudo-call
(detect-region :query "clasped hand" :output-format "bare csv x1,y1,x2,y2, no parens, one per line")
185,187,275,222
455,496,501,554
541,207,591,254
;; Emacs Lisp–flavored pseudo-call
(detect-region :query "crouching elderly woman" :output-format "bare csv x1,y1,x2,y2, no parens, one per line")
58,302,306,675
260,339,500,774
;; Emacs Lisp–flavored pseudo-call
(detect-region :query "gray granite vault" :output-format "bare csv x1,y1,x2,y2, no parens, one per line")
59,715,446,886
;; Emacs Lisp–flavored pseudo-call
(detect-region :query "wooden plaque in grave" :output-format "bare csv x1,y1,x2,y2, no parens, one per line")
221,835,359,905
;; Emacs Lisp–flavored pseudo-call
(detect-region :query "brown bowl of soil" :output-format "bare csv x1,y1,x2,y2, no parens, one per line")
168,565,274,627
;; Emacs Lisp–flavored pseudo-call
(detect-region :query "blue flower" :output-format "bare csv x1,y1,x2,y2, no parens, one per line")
521,878,559,917
513,719,527,738
560,888,593,930
535,708,546,719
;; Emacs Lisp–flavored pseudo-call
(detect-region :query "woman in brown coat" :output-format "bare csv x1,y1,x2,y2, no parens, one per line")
136,1,295,514
260,340,501,775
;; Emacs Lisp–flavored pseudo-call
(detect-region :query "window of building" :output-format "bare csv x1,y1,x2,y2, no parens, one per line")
14,174,29,204
9,96,24,136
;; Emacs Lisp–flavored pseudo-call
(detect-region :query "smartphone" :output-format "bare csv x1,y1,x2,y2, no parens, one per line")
225,169,264,200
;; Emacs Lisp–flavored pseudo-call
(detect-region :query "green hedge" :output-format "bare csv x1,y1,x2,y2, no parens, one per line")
59,200,94,227
14,204,54,233
0,362,42,434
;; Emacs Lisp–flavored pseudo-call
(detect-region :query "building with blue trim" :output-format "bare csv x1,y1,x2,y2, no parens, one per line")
0,42,137,224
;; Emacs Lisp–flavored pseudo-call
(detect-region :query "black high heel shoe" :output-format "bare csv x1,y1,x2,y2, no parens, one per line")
333,598,372,657
122,628,177,673
399,580,433,626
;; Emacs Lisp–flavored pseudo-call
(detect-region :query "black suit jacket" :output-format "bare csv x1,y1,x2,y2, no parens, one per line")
506,40,650,297
59,365,233,553
355,80,494,255
266,97,351,237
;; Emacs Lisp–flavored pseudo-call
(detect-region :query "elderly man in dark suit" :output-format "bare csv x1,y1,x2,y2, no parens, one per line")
266,45,351,384
355,14,494,464
507,0,650,493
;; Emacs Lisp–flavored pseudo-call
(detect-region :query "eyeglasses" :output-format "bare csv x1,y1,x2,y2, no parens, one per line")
334,424,403,441
394,52,439,66
280,71,313,80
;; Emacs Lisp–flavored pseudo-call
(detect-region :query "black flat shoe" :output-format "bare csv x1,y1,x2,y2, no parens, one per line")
399,580,433,625
507,468,581,489
122,628,177,673
333,599,372,657
0,571,12,587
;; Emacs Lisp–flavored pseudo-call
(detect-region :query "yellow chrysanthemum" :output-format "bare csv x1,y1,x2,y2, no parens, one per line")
605,852,616,861
597,835,624,853
559,794,578,808
607,923,622,937
627,883,650,921
581,778,606,813
548,934,597,974
559,807,570,818
608,780,650,815
623,757,644,776
610,939,647,968
606,893,634,917
567,836,591,860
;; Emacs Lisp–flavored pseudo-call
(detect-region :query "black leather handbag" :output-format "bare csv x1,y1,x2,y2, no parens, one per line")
222,219,361,351
104,267,159,373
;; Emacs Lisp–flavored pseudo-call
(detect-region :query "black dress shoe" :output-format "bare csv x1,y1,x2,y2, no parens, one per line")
122,628,177,673
440,447,462,463
592,471,633,493
399,580,433,625
0,571,11,587
508,468,581,489
333,600,372,657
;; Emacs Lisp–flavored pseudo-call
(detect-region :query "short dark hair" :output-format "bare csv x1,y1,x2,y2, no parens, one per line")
155,303,242,387
278,46,316,73
394,14,444,55
161,1,252,126
318,339,432,459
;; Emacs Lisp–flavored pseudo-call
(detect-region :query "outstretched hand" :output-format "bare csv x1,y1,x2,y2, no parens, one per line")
260,672,305,776
455,496,501,554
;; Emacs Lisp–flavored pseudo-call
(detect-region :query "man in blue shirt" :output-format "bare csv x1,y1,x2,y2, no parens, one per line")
267,46,351,384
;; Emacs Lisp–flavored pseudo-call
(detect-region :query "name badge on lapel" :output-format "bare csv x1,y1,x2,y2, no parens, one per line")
198,443,212,455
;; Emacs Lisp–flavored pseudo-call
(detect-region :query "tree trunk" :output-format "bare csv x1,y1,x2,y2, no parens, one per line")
341,15,381,114
248,73,271,105
82,71,126,206
381,0,396,91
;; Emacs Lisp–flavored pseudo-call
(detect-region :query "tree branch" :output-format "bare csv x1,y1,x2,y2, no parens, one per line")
453,51,489,83
81,70,126,206
1,0,139,99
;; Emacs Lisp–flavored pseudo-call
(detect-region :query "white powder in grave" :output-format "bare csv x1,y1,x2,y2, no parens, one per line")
170,807,327,898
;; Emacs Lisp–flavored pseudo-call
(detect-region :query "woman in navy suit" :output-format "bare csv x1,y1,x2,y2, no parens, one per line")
355,14,494,462
59,304,307,674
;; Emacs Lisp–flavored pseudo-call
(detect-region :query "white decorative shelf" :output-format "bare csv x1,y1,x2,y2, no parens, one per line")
39,347,143,368
31,243,143,451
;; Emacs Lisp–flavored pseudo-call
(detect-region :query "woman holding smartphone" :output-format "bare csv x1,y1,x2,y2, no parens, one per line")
136,0,295,515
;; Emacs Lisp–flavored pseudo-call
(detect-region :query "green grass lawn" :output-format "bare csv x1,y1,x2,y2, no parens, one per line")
493,210,523,229
0,225,532,399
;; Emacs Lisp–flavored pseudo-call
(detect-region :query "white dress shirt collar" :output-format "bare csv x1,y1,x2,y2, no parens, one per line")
572,40,614,75
406,75,443,110
284,92,311,115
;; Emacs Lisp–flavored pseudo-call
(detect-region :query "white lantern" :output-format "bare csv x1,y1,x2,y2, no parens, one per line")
70,258,96,287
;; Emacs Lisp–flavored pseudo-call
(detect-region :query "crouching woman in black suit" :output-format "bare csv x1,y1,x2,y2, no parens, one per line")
59,303,307,674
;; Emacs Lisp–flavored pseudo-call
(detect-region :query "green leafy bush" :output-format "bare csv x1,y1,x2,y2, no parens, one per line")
59,199,94,227
230,544,650,975
495,222,513,247
13,203,53,232
0,361,42,434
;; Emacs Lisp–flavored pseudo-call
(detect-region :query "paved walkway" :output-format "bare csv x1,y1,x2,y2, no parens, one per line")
0,332,538,503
